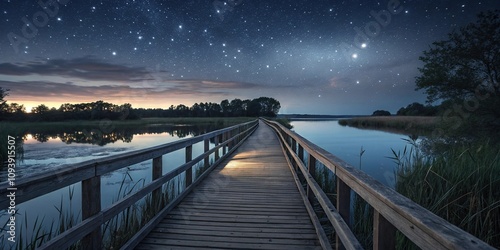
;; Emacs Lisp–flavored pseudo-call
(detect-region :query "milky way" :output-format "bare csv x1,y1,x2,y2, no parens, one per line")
1,0,498,114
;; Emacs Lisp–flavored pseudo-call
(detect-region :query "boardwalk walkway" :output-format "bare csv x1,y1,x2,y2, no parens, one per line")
136,121,322,249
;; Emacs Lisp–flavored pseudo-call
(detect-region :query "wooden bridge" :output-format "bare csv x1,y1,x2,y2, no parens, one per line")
0,119,494,250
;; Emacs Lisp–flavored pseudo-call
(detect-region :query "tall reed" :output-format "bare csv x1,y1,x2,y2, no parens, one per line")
393,140,500,248
0,186,80,250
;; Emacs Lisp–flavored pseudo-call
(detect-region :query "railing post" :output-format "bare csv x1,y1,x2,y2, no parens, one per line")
82,176,102,250
227,130,232,150
204,139,210,169
298,145,304,163
215,135,220,161
291,138,297,154
307,155,316,202
222,133,227,155
336,178,351,250
374,210,396,250
230,129,235,149
185,145,193,187
152,156,162,203
238,126,241,144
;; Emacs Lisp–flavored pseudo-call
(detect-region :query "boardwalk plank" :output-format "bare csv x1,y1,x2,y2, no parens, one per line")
136,121,321,249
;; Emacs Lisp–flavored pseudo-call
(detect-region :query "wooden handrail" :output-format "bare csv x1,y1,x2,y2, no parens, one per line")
262,118,494,250
0,119,259,249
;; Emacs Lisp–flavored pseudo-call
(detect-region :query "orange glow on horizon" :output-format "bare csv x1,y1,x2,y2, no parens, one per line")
8,98,207,111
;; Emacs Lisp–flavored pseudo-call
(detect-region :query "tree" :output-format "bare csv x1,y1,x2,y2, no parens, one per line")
246,97,281,117
372,110,391,116
230,99,244,116
397,102,437,116
31,104,50,114
7,103,26,114
220,99,230,116
416,10,499,103
416,10,500,137
0,87,9,116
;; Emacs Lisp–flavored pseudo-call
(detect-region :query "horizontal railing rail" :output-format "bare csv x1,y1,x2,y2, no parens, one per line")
0,119,259,249
262,118,494,250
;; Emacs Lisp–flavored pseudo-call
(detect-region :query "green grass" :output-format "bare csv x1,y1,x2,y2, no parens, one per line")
272,118,293,129
393,140,500,249
0,117,255,132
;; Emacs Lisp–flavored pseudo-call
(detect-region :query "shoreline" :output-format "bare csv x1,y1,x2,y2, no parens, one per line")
338,116,438,136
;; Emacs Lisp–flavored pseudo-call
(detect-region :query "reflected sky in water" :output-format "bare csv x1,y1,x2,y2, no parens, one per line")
291,119,417,187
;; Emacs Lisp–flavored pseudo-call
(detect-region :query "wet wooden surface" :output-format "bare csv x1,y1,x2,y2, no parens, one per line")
136,121,321,250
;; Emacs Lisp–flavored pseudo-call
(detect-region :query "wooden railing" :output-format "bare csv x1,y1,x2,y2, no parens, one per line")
262,118,494,250
0,120,258,249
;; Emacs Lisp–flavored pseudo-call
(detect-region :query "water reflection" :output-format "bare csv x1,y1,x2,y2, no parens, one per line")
291,119,417,187
0,123,224,246
27,124,220,146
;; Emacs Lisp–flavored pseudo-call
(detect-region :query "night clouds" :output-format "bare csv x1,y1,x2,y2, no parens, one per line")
1,1,499,114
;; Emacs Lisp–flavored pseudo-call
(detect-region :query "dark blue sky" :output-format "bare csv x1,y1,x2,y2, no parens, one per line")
1,0,498,114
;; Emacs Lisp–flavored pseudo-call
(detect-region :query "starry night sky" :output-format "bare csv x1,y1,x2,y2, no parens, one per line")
0,0,499,114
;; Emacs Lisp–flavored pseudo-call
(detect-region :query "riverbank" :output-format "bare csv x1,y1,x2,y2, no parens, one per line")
0,117,255,167
0,117,255,129
338,116,437,135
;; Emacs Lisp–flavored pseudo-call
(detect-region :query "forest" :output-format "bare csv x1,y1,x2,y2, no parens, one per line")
0,91,281,122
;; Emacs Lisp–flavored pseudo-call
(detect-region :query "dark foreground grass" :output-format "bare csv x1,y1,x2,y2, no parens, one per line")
311,139,499,249
393,141,500,249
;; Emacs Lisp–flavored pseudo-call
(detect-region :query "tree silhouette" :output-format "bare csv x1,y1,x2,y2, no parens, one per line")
0,87,9,118
416,10,499,103
416,10,500,136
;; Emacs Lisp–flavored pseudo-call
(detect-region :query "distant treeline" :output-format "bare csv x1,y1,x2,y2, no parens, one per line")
371,102,446,116
0,96,281,122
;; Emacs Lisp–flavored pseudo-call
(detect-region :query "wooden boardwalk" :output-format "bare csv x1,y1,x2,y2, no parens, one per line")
136,121,322,249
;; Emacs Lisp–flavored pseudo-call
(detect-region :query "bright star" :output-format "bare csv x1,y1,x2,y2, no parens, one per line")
361,43,367,48
352,53,358,59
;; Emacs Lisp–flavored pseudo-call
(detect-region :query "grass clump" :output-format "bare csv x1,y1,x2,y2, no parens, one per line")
338,116,437,135
0,186,81,250
393,140,500,249
273,118,293,129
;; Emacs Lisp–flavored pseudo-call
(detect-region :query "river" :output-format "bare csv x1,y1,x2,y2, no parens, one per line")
1,119,418,247
290,119,419,187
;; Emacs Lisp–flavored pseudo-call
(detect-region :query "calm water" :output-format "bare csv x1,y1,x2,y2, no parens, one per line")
0,124,220,246
1,120,416,246
291,119,418,187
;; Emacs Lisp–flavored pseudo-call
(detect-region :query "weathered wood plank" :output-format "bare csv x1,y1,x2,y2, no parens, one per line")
158,223,318,234
148,229,319,240
81,176,102,250
146,232,318,245
160,220,316,230
137,121,322,249
138,238,322,250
